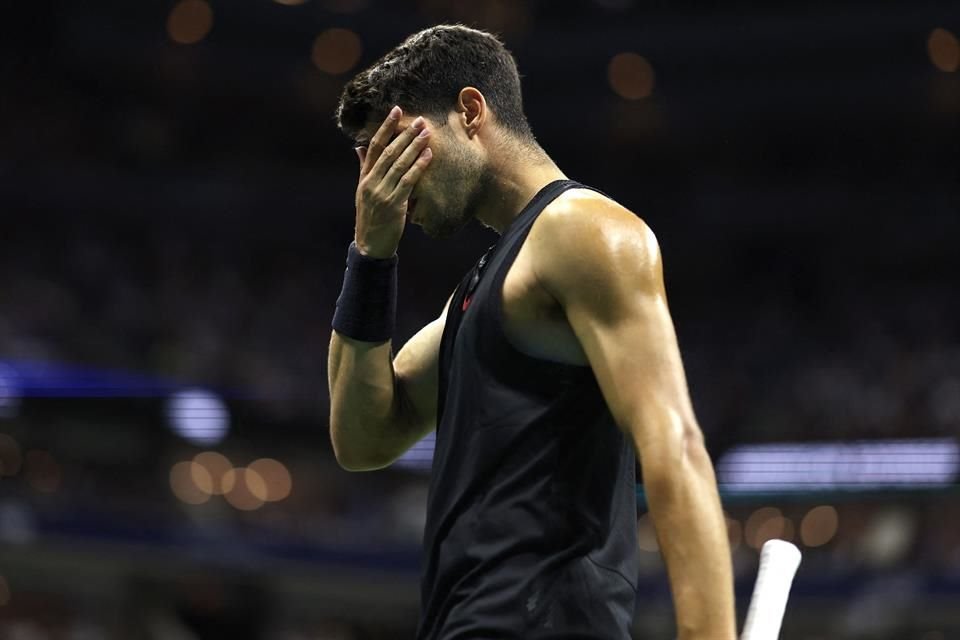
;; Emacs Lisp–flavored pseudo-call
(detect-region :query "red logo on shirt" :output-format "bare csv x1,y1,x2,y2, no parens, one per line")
462,295,473,311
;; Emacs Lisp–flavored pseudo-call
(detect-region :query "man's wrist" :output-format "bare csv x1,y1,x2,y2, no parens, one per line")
331,242,398,342
354,238,397,260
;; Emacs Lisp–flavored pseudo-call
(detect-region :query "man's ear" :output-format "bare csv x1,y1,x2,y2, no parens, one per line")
456,87,487,139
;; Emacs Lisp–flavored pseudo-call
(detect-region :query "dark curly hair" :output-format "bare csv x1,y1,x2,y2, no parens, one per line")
336,24,535,146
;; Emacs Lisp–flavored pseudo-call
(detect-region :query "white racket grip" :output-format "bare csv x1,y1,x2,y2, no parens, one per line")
741,539,802,640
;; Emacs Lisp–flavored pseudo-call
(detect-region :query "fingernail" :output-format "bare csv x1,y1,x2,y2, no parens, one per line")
412,116,425,128
422,147,433,159
389,106,401,119
418,127,430,138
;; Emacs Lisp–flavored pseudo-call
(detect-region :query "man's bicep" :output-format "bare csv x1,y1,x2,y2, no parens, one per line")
567,289,698,450
536,208,699,448
392,295,451,439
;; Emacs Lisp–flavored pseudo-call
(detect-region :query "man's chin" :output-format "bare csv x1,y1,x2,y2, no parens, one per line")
419,223,447,240
418,215,465,240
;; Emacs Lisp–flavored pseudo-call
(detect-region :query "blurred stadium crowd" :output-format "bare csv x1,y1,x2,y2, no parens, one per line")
2,209,959,444
2,0,959,638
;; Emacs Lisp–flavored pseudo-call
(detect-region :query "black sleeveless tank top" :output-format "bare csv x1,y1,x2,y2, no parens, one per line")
416,180,640,640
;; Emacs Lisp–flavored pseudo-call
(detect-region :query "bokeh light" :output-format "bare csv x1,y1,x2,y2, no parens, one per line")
311,28,363,75
861,508,915,568
170,461,211,505
753,514,794,548
800,505,839,547
247,458,292,502
189,461,214,496
193,451,233,495
928,28,960,73
24,450,61,493
167,0,214,46
223,467,266,511
0,434,22,477
166,389,230,446
221,466,236,493
745,507,785,549
608,52,656,100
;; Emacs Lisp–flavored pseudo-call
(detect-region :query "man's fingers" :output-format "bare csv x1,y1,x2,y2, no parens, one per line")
380,125,431,191
391,147,433,202
355,146,367,169
368,116,426,183
361,105,401,177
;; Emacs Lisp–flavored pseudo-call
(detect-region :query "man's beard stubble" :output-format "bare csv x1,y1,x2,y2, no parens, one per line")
420,147,493,240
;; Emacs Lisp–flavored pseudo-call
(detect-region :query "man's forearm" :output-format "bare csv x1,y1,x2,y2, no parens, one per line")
642,434,736,640
327,332,398,469
328,105,434,469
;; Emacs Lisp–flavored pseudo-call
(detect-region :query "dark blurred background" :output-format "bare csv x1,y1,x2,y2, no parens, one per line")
1,1,959,638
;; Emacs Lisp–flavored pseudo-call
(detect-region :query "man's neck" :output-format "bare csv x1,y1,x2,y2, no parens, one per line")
473,147,568,234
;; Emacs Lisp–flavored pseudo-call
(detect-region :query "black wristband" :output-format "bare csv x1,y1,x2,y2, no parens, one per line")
332,242,398,343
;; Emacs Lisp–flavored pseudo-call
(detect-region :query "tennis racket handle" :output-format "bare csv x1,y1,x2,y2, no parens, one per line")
741,539,802,640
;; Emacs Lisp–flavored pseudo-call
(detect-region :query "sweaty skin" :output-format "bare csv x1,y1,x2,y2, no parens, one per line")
328,98,736,640
519,192,737,640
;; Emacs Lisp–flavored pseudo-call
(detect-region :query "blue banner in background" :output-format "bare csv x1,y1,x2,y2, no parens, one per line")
0,359,183,398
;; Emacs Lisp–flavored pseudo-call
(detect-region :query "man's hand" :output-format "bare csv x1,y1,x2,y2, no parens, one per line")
354,105,433,259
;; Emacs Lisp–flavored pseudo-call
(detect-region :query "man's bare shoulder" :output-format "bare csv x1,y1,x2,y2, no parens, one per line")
542,187,647,228
527,187,662,302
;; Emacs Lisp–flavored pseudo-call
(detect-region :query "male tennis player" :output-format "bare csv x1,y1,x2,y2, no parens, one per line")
327,25,736,640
